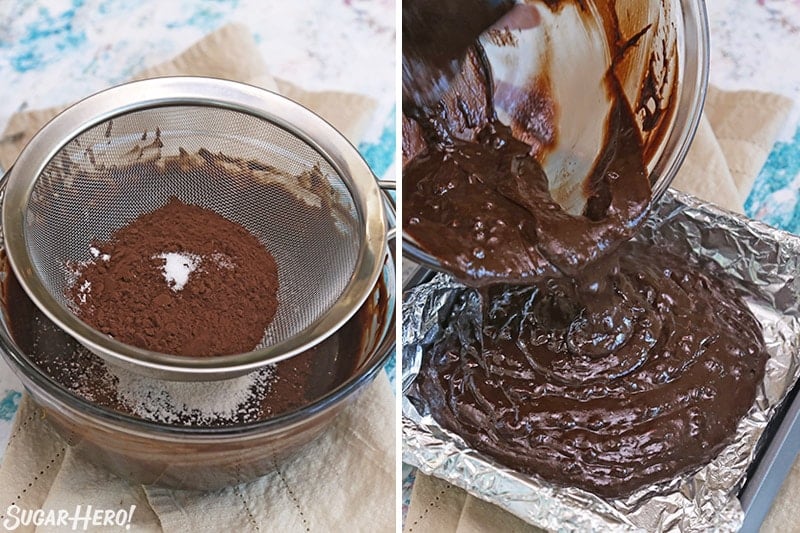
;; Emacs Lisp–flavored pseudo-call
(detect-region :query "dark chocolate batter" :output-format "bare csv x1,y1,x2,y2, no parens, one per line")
402,0,515,108
403,45,651,285
412,241,767,497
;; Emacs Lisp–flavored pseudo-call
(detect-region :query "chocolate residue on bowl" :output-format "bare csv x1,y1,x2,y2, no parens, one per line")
402,0,515,108
403,0,684,285
403,44,650,285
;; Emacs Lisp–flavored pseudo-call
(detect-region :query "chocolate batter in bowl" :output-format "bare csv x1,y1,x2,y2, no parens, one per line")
0,247,395,490
402,0,708,282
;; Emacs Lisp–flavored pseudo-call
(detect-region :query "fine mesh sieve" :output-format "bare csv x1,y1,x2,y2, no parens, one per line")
2,77,392,381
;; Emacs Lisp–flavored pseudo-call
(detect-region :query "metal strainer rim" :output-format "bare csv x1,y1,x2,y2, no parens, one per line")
2,76,388,380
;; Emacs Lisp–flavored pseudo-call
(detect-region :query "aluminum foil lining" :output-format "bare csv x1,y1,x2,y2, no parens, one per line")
402,189,800,532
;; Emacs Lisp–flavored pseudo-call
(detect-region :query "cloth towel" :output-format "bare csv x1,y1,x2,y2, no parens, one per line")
404,87,796,532
0,23,394,533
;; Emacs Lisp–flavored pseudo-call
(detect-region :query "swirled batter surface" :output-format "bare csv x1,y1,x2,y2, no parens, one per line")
414,241,767,497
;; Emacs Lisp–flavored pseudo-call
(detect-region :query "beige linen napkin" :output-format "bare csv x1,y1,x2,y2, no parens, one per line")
405,87,796,532
670,86,793,214
0,23,394,532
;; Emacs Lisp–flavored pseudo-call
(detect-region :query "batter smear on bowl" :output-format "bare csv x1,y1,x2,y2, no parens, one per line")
403,48,651,285
67,197,279,357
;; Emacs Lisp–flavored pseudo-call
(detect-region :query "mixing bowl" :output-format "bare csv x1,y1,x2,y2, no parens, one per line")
0,243,395,490
402,0,709,266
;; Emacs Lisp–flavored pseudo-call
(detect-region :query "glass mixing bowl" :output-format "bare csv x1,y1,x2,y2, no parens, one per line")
0,248,395,490
403,0,709,266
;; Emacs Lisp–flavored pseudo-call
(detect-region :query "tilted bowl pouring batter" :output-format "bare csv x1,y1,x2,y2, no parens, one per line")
402,0,709,275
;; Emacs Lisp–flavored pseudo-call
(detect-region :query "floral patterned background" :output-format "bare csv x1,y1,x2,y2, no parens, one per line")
709,1,800,229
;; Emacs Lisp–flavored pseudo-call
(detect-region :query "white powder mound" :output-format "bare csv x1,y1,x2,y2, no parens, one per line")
89,246,110,262
109,363,276,425
76,280,92,304
154,252,202,291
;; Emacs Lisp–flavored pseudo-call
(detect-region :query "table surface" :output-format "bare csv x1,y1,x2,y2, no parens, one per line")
400,0,800,522
0,0,396,455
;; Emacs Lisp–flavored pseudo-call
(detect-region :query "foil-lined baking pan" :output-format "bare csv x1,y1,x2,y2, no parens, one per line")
402,190,800,532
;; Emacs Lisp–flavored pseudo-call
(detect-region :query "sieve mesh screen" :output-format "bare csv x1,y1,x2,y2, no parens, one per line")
25,105,363,351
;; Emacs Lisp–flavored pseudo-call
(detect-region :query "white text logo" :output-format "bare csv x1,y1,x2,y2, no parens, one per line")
2,504,136,530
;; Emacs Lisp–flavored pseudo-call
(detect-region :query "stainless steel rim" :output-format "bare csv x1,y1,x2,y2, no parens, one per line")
649,0,709,203
2,76,389,380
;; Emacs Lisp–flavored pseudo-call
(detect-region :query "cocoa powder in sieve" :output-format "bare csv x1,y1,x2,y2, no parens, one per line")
68,197,279,356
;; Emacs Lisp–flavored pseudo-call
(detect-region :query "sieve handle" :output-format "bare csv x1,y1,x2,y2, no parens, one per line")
377,179,397,242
